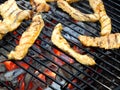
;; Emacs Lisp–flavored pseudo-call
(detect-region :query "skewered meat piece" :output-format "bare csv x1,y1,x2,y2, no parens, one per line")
0,0,31,40
8,14,44,60
57,0,99,22
51,23,96,65
30,0,50,13
78,33,120,49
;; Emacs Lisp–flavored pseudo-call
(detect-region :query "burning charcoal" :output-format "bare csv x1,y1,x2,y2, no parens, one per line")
0,48,9,57
31,45,41,54
45,82,61,90
0,56,7,63
11,79,19,87
45,80,66,90
0,63,6,72
0,87,8,90
0,69,25,81
24,65,36,90
24,73,33,90
33,78,47,89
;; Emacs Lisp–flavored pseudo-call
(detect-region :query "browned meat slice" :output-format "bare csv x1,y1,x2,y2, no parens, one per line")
65,0,79,3
46,0,79,3
78,33,120,49
57,0,111,36
8,14,44,60
0,0,31,40
89,0,111,36
30,0,50,13
51,23,96,65
57,0,99,22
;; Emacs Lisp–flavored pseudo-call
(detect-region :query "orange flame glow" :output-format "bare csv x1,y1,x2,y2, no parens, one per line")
15,74,25,90
73,46,81,53
27,81,33,90
53,48,65,66
68,79,77,90
53,48,74,65
38,74,46,82
3,61,18,71
20,80,25,90
19,62,30,69
44,69,56,79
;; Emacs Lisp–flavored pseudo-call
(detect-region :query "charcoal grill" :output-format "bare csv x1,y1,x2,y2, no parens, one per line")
0,0,120,90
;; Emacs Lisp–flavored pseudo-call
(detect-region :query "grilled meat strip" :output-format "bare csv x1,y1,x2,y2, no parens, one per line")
89,0,111,36
57,0,111,35
57,0,99,22
30,0,50,13
78,33,120,49
51,23,96,65
65,0,79,3
0,0,31,40
46,0,57,2
8,14,44,60
46,0,79,3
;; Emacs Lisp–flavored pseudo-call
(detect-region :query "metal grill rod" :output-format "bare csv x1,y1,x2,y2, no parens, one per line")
75,2,120,33
40,26,119,87
44,14,120,66
44,14,120,73
2,20,106,89
2,35,86,90
1,53,57,90
0,0,119,89
11,27,97,90
0,81,13,90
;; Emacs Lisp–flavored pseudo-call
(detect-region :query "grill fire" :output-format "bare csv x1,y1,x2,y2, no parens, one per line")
0,0,120,90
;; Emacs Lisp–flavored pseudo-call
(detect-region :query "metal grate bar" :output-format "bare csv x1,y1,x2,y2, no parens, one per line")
0,81,13,90
44,13,120,73
17,26,98,89
41,17,119,82
2,39,64,88
44,12,120,66
109,0,120,8
41,26,119,86
0,0,120,90
1,22,105,87
73,2,120,33
2,34,85,90
1,51,57,90
47,12,120,66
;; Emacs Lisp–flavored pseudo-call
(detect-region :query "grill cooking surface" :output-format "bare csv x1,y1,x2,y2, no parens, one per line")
0,0,120,90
